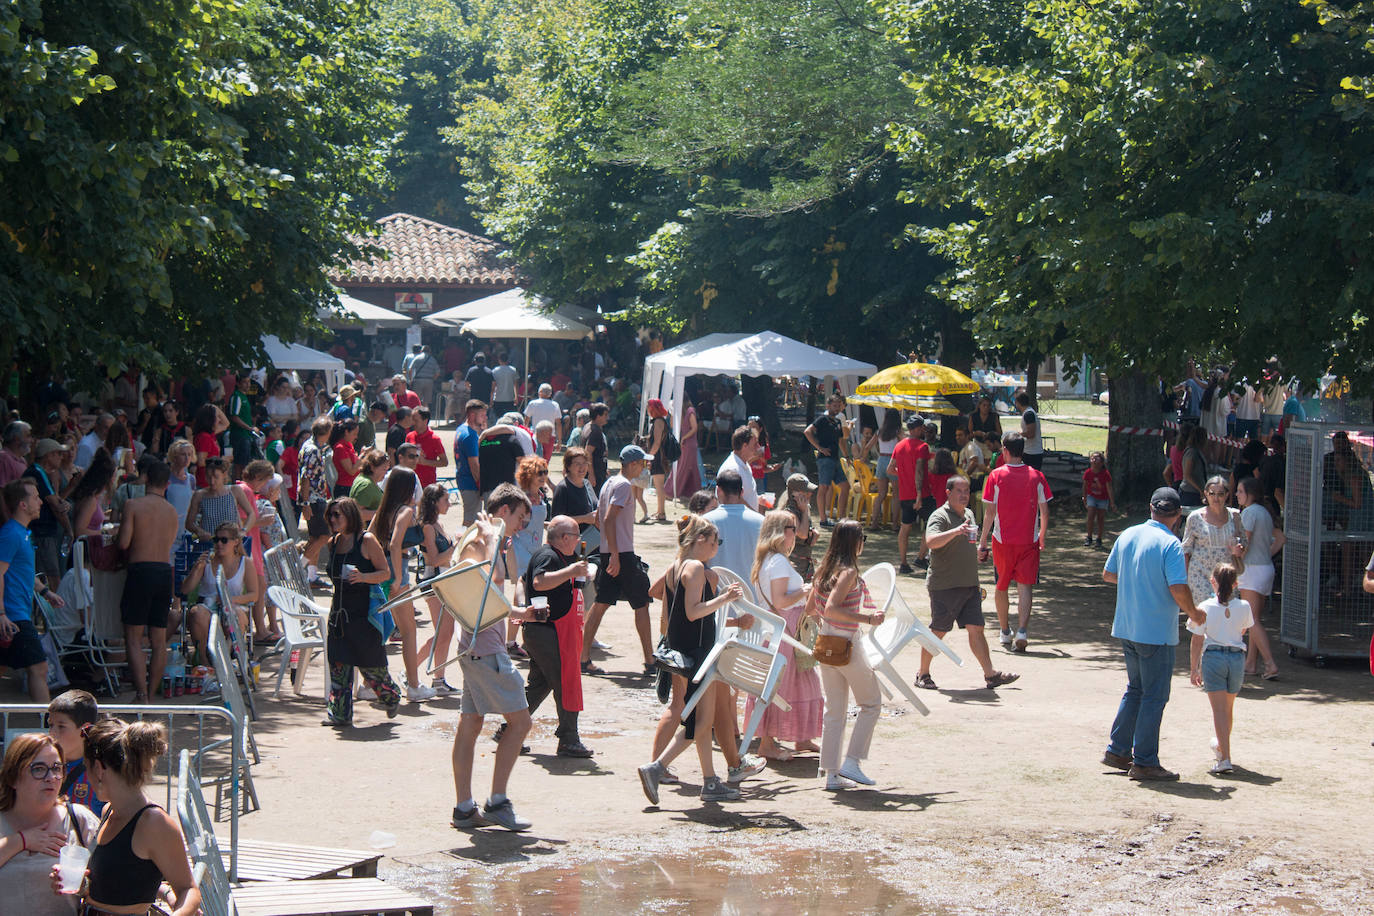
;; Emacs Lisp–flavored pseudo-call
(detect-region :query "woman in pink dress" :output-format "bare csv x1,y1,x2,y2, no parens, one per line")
237,459,274,641
746,510,823,759
666,400,701,501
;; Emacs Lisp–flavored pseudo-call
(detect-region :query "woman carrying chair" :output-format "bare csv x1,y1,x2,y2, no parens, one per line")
807,519,885,790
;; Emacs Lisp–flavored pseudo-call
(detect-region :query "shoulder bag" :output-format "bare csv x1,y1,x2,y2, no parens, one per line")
1228,509,1246,575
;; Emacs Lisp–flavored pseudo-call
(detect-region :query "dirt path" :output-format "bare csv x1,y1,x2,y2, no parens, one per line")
227,491,1373,914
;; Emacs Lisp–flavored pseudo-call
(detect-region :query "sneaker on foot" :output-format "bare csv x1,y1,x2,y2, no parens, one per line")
1210,759,1234,775
482,798,532,832
824,773,857,791
1127,764,1180,781
1084,535,1094,546
898,562,914,575
913,556,930,571
406,683,437,702
1101,750,1132,771
658,769,680,785
557,741,594,758
727,754,768,783
837,761,875,786
638,762,664,805
1210,737,1222,762
700,777,741,801
999,629,1014,648
593,639,612,651
356,685,377,701
451,804,487,829
432,679,457,697
1014,629,1028,652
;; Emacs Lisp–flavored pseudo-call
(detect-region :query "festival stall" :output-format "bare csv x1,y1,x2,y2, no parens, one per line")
320,293,415,330
639,331,876,432
458,303,594,403
261,336,347,394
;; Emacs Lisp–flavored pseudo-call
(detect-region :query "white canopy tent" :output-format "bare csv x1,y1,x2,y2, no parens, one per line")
422,286,600,331
460,304,594,399
639,330,876,432
262,336,347,394
320,293,414,330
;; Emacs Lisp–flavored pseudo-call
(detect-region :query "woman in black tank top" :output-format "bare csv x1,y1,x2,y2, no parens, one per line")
636,517,752,804
80,718,201,916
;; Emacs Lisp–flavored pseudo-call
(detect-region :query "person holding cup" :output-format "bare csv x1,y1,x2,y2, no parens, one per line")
64,719,201,916
519,515,594,757
0,734,99,916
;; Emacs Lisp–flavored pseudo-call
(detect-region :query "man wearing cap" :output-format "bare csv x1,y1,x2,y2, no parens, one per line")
783,473,820,580
890,417,931,574
24,439,73,585
581,444,655,677
1101,487,1206,781
717,425,761,512
0,421,32,486
524,384,563,446
705,469,764,582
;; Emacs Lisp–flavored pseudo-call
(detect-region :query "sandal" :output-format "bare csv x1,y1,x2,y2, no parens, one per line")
913,673,938,690
1262,664,1280,681
985,671,1021,689
760,748,795,762
654,514,668,523
580,661,604,676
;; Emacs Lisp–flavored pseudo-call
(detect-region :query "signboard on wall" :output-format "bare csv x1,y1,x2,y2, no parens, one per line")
406,324,423,353
394,291,433,312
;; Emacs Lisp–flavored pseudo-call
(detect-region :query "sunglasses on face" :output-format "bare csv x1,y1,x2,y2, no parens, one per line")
784,525,797,532
213,536,235,545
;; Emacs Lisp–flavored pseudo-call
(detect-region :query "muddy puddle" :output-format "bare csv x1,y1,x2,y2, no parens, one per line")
404,846,937,915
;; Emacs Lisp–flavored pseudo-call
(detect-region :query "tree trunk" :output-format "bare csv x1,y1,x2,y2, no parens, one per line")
940,307,977,375
1025,354,1041,408
1107,369,1166,506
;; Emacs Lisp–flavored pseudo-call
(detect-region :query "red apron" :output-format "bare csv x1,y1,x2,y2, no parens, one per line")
554,587,585,711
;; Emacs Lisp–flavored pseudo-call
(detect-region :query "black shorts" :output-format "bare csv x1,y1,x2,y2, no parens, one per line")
121,562,174,628
593,552,652,608
900,499,920,526
0,618,46,670
306,497,330,538
1023,452,1044,470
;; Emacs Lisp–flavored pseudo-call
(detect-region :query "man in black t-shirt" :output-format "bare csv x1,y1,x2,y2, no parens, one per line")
583,403,610,490
521,516,593,757
465,353,495,410
385,407,412,464
478,430,525,497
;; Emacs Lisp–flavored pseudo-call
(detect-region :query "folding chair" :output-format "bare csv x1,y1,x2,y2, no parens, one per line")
859,562,963,716
681,596,813,758
77,540,130,694
200,622,261,820
215,569,258,721
176,750,233,916
264,542,311,597
264,586,327,698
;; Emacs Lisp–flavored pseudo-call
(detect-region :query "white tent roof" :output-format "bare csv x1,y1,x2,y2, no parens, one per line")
423,286,599,329
262,336,345,371
640,330,876,432
321,293,413,330
461,304,592,340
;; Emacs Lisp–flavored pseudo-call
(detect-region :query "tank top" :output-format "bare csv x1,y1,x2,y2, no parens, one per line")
878,435,898,457
970,411,1000,436
197,489,238,534
87,803,164,907
666,567,717,657
815,575,865,633
329,534,376,619
206,555,247,609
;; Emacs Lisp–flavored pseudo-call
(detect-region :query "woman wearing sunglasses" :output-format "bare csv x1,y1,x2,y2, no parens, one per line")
183,521,261,667
0,734,100,916
1182,475,1248,615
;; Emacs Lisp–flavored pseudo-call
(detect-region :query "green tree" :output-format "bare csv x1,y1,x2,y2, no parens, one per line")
877,0,1374,496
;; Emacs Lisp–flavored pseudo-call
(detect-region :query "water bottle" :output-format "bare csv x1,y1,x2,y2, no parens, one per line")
168,645,186,697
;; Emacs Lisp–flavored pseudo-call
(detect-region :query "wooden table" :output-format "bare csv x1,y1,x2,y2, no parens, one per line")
221,838,382,881
230,878,433,916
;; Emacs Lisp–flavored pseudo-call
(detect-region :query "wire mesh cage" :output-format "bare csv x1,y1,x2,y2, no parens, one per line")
1280,422,1374,662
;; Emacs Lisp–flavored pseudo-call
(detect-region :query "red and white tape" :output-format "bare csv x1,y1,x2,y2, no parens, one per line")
1110,420,1248,450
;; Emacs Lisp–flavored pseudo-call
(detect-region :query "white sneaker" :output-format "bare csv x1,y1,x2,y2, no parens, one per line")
406,683,437,702
356,686,377,701
593,639,612,651
1210,758,1233,775
1014,629,1028,652
727,754,768,784
836,761,875,786
824,773,857,791
1210,737,1222,762
999,630,1014,648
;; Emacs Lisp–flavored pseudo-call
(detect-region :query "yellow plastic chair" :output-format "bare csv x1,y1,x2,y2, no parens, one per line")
847,459,877,524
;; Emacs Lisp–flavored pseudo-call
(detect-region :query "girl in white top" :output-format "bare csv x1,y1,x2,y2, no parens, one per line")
1235,477,1284,680
1188,562,1253,775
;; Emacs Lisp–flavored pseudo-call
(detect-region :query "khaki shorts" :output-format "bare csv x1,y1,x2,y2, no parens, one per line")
928,586,985,631
459,652,528,716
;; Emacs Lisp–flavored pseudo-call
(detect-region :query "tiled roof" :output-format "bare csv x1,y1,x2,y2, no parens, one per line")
334,213,519,287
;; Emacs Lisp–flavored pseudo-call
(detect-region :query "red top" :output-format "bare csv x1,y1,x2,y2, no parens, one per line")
1082,467,1113,500
281,446,300,500
407,428,444,487
392,389,421,412
193,432,220,488
890,437,931,502
928,472,953,508
332,440,358,488
749,443,771,481
984,462,1053,544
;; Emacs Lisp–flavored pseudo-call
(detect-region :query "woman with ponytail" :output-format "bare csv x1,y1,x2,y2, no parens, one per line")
1187,562,1253,776
73,719,201,915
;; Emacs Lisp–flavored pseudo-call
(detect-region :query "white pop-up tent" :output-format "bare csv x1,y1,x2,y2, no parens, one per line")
423,287,600,331
320,293,414,330
640,330,877,432
262,336,347,394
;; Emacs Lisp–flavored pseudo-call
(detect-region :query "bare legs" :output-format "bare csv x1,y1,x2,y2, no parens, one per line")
994,583,1033,633
1240,589,1279,678
1207,689,1238,761
453,709,532,806
919,626,996,679
652,474,667,518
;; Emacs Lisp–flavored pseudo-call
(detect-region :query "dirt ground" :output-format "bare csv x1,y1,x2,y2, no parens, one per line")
8,472,1373,913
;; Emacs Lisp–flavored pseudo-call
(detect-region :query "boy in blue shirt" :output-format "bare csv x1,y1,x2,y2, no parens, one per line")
48,688,104,814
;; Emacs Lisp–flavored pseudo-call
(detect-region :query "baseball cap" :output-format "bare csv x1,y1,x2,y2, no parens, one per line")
786,473,818,492
620,444,648,463
1150,487,1182,513
905,415,923,429
34,438,69,459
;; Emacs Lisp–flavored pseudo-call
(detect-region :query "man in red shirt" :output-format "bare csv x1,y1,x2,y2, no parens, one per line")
889,416,930,575
405,407,448,488
978,431,1052,652
389,374,422,416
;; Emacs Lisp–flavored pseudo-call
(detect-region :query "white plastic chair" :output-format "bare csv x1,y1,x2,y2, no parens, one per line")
859,562,964,716
712,566,757,604
200,621,260,821
681,596,810,758
264,586,327,699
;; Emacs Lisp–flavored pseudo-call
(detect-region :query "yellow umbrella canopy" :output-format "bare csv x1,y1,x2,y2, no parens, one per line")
845,392,962,415
855,362,981,398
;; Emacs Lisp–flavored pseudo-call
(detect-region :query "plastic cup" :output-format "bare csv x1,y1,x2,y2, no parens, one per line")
59,844,89,894
342,563,358,580
531,597,549,622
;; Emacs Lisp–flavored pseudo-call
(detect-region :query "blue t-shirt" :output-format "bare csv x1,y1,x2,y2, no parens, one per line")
1104,520,1187,645
64,760,104,816
1282,396,1306,422
454,423,481,491
0,519,36,623
1180,377,1205,418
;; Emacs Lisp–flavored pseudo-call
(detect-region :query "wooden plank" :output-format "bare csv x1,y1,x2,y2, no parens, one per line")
230,877,432,916
220,839,381,881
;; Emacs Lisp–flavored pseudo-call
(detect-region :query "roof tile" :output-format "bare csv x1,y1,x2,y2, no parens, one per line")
333,213,519,287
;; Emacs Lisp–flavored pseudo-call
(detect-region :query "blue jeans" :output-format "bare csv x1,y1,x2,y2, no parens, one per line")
1107,639,1174,767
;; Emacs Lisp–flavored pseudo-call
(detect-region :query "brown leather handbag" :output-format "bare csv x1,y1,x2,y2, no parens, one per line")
813,634,852,666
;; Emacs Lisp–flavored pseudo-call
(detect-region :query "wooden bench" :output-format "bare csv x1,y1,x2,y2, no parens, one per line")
221,839,381,881
229,879,433,916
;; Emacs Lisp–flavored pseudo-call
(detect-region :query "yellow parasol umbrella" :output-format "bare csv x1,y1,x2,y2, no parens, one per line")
845,392,962,415
848,363,980,415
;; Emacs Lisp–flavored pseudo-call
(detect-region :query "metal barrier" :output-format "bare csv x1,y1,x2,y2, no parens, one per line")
0,703,243,882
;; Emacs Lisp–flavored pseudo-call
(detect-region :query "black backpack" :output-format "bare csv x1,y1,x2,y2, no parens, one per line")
658,418,681,463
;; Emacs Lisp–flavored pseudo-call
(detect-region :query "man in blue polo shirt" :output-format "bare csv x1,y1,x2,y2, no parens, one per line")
0,478,65,702
454,398,488,525
1101,487,1206,781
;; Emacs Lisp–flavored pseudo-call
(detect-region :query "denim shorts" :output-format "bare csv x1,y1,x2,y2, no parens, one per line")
816,456,842,486
1085,495,1110,509
1201,646,1245,694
